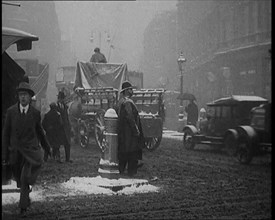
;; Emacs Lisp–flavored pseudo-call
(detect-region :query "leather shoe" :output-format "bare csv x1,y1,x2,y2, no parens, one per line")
20,208,27,218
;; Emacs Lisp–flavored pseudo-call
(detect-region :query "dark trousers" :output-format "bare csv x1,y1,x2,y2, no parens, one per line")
51,143,61,160
119,159,138,176
60,137,71,161
12,153,41,209
64,142,71,161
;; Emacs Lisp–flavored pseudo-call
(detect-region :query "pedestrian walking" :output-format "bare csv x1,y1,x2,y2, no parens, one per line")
56,91,73,163
68,94,82,144
185,99,199,126
116,81,145,177
2,82,51,217
42,102,63,163
90,47,107,63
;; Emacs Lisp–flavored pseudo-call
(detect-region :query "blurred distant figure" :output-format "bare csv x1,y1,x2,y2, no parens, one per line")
185,99,198,126
90,47,107,63
68,95,82,144
56,91,72,163
42,102,63,163
198,107,208,132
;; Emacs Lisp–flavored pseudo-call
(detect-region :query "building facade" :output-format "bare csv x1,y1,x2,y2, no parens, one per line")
141,10,178,90
176,0,271,106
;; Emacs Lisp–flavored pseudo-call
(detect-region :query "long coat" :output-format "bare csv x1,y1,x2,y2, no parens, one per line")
2,103,51,167
117,96,144,160
185,102,199,126
56,101,71,144
42,108,63,146
90,52,107,63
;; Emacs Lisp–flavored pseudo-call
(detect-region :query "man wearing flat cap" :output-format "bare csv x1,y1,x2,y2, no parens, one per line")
90,47,107,63
116,81,145,176
2,81,51,217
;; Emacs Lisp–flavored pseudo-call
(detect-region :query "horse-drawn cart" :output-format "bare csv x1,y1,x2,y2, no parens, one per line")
75,87,118,151
72,61,165,151
76,87,165,152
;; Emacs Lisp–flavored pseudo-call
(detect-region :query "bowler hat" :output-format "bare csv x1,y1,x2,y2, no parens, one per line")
49,102,57,109
16,82,35,97
57,91,66,100
121,81,133,93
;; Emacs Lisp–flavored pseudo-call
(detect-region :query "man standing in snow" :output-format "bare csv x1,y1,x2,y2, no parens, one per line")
116,81,145,176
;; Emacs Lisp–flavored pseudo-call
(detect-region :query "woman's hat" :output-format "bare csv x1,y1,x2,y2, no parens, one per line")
121,81,133,93
16,82,35,97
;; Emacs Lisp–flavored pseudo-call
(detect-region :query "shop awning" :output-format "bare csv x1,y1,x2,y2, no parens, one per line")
2,27,39,54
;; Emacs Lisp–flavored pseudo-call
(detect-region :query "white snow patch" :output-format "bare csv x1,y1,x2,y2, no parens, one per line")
2,176,159,205
2,181,44,205
162,130,184,140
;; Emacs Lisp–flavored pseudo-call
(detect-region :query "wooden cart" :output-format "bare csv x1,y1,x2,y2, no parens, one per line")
132,88,165,151
77,87,118,151
77,87,165,152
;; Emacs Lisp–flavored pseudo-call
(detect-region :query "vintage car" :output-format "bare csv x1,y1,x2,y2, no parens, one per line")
229,102,271,164
182,95,268,151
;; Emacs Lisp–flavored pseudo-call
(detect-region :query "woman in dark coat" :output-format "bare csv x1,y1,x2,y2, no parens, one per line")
116,81,144,176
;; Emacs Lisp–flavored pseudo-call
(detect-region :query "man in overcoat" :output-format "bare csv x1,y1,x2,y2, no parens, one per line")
56,91,72,162
116,81,145,176
42,102,63,163
185,99,199,126
2,82,51,216
90,47,107,63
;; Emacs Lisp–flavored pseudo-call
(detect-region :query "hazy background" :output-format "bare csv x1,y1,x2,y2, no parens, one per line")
55,1,177,71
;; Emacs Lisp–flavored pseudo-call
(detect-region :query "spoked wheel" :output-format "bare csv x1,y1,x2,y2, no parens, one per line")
94,110,106,152
79,122,89,148
183,128,195,150
224,133,237,157
236,137,253,164
144,136,162,152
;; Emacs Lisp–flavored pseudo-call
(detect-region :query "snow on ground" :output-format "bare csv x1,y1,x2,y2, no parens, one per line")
162,130,184,141
2,130,180,206
2,176,160,205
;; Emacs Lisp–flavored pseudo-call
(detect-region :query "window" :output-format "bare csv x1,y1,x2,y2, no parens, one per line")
248,1,254,34
215,106,221,118
221,106,231,118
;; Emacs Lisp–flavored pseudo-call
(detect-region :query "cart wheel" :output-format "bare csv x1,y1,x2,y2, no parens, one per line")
183,128,195,150
144,136,162,151
224,133,237,157
236,137,253,164
94,110,106,152
79,122,89,148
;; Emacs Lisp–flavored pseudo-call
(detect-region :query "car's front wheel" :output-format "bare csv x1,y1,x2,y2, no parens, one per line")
224,133,237,157
236,137,253,164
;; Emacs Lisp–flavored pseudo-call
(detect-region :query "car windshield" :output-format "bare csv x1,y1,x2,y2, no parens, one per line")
221,106,231,118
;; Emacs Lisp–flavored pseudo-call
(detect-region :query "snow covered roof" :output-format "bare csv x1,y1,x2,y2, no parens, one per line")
207,95,268,106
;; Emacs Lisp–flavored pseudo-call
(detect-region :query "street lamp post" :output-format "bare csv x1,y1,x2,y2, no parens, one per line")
177,52,186,106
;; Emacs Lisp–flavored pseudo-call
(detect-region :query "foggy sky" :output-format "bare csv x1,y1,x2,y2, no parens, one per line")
54,1,177,71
